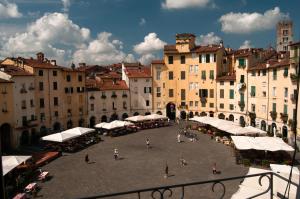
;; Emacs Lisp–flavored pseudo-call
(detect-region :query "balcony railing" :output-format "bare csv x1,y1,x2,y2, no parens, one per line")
101,95,107,99
270,111,277,121
122,94,128,98
200,97,207,104
290,73,299,83
238,101,245,108
28,86,35,90
20,88,27,94
2,109,8,113
111,94,117,98
290,94,296,102
178,105,188,109
78,172,279,199
280,113,288,123
1,90,7,94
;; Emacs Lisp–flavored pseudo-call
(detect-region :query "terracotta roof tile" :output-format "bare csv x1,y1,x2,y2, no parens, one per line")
176,33,196,38
290,41,300,46
268,59,290,69
99,80,129,91
191,45,220,53
98,71,121,79
216,73,236,81
248,63,267,71
151,60,165,64
0,65,34,76
125,67,151,78
23,58,61,69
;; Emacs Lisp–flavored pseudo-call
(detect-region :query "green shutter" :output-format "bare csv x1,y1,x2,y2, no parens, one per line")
272,103,276,112
284,104,288,114
229,89,234,99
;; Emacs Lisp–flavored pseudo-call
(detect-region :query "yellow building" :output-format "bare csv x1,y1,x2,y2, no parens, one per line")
152,33,224,119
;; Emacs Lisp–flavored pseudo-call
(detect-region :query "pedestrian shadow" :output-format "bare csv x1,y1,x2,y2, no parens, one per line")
88,161,96,164
168,174,175,178
117,157,125,160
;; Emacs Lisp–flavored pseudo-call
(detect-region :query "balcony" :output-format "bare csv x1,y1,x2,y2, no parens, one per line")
248,112,256,119
238,101,245,109
21,106,26,110
102,108,107,112
290,73,299,83
1,90,7,94
2,109,8,113
280,113,288,123
89,96,95,100
111,94,117,98
28,86,35,90
178,104,188,109
101,95,106,99
20,88,27,94
122,94,128,98
200,97,207,104
270,111,277,121
123,106,127,110
290,94,297,103
250,91,255,97
238,83,246,91
237,64,246,69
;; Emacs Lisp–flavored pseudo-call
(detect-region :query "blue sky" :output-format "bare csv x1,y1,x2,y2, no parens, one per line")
0,0,299,66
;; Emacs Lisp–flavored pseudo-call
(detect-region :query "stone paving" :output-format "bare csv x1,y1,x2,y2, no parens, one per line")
38,123,248,199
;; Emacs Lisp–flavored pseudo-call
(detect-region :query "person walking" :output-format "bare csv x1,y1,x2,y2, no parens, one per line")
146,138,150,149
164,164,169,178
212,163,217,174
85,154,89,163
180,156,187,166
177,133,181,143
114,148,119,160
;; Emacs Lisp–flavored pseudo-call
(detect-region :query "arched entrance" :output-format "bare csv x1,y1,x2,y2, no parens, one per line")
40,126,47,136
200,112,207,116
67,120,73,129
249,112,256,127
261,120,266,131
133,112,139,116
0,123,12,153
218,113,225,120
53,122,61,131
239,116,245,127
156,111,162,115
271,123,277,135
166,102,176,120
90,116,96,128
145,112,151,115
110,113,119,121
189,111,194,118
282,126,288,138
180,111,186,120
20,130,30,146
78,119,84,127
229,114,234,122
209,111,214,117
122,113,129,120
31,128,38,145
101,115,107,122
195,111,199,116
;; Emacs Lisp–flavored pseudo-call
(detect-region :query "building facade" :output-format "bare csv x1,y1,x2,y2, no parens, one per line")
276,20,293,52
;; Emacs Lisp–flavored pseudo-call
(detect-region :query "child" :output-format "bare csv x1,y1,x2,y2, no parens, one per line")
85,154,89,163
212,163,217,174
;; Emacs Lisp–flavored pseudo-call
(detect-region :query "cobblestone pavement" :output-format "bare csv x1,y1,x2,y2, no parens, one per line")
38,123,248,199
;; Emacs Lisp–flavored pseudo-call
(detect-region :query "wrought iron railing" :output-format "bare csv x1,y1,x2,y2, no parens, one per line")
78,172,276,199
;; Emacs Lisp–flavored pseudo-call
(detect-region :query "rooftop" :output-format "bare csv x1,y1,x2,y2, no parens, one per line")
0,64,34,76
125,67,151,78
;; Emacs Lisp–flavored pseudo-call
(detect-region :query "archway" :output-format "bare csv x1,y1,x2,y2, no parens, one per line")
218,113,225,119
78,119,84,127
101,115,107,122
249,112,256,127
229,114,234,122
200,112,207,116
282,126,288,138
67,120,73,129
261,120,266,131
156,111,162,115
145,112,151,115
271,123,277,135
189,111,194,118
239,116,245,127
31,128,38,145
110,113,119,121
122,113,129,120
195,111,199,116
90,116,96,128
209,111,214,117
20,130,30,146
180,111,186,120
40,126,47,136
133,112,139,116
166,102,176,120
0,123,12,153
53,122,61,131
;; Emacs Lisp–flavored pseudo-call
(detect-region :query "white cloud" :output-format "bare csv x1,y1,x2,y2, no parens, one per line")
124,54,136,63
62,0,71,12
0,1,22,18
162,0,211,9
139,18,146,26
239,40,253,49
133,33,166,55
138,53,156,65
73,32,128,65
219,7,288,34
197,32,221,45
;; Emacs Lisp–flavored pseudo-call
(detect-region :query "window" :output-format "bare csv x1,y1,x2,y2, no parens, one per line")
238,58,245,67
272,87,276,97
201,102,206,107
40,98,44,108
201,70,206,80
195,101,198,107
67,96,71,104
273,69,277,80
40,113,45,121
199,54,202,63
90,104,94,111
209,89,214,98
258,71,261,76
30,99,34,107
283,29,289,35
65,87,69,93
272,103,276,112
157,102,161,108
54,97,58,106
250,86,256,97
229,104,234,110
284,104,288,114
169,71,173,80
213,54,216,62
262,105,266,113
220,89,224,98
144,87,151,93
163,83,165,88
209,70,214,80
205,54,210,63
283,37,288,42
53,70,57,76
240,93,245,102
38,70,43,76
180,55,185,64
39,82,44,91
262,70,267,76
146,100,150,107
251,71,255,76
209,103,214,108
169,89,174,97
146,79,150,83
229,89,234,99
156,70,161,80
123,101,127,108
134,79,138,82
220,103,224,109
53,82,58,90
21,100,26,109
189,101,193,107
156,87,161,97
240,75,244,83
199,89,208,98
66,75,71,82
262,91,266,97
284,88,288,98
251,104,256,112
54,111,59,117
220,81,224,85
189,83,193,91
168,56,173,64
189,65,193,73
181,71,186,80
283,67,288,77
194,65,198,73
230,81,234,86
78,75,82,82
194,82,198,90
181,89,185,100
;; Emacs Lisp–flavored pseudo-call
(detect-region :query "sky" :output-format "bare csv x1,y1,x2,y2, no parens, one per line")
0,0,299,66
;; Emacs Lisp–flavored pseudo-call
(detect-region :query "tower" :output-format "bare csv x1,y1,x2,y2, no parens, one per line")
276,20,293,52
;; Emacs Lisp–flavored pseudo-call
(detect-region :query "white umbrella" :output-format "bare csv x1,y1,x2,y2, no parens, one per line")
125,115,146,122
41,132,79,142
144,114,167,120
2,156,31,176
62,127,95,136
95,120,134,130
95,122,109,128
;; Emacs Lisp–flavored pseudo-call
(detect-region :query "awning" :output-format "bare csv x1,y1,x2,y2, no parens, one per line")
41,127,95,142
2,156,31,176
144,114,168,120
62,127,95,136
231,136,294,152
125,115,146,122
95,120,134,130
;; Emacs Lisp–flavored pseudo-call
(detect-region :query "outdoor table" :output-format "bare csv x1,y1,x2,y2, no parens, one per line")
38,171,49,181
13,193,26,199
24,182,37,193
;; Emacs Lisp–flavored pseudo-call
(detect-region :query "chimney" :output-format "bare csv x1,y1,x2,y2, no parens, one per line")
36,52,44,62
51,60,57,66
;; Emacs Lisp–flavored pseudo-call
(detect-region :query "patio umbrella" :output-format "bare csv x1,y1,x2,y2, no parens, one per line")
144,114,167,120
2,156,31,176
41,132,80,142
95,122,109,128
62,127,95,136
125,115,146,122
